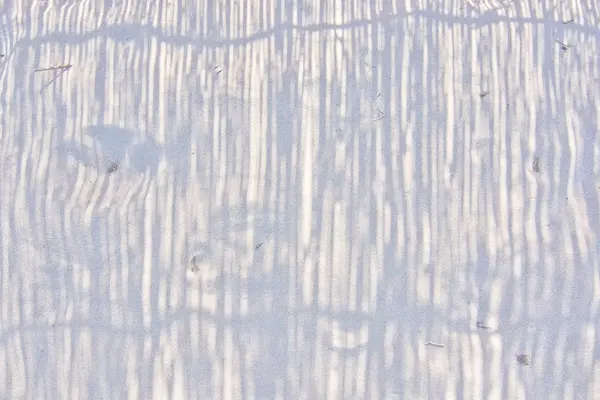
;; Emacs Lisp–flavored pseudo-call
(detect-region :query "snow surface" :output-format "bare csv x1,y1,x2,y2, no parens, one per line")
1,0,600,398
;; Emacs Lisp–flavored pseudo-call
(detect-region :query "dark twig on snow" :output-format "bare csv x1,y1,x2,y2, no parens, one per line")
533,157,540,173
34,64,72,72
372,109,384,121
476,321,491,329
554,38,572,52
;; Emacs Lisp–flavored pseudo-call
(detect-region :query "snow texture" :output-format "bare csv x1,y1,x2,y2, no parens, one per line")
0,0,599,398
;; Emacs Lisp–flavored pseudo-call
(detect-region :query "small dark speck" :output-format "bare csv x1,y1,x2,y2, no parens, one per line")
555,40,571,52
516,354,531,365
476,321,491,329
189,255,199,273
480,91,489,99
107,161,118,174
533,157,540,172
562,19,574,24
255,242,264,250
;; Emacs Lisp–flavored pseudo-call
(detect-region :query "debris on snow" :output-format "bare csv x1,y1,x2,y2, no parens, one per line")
372,109,385,121
476,321,491,329
189,255,199,273
107,161,119,174
533,157,540,173
516,354,531,365
34,64,72,72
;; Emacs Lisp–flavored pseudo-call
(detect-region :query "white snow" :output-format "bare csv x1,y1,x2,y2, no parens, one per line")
1,0,600,398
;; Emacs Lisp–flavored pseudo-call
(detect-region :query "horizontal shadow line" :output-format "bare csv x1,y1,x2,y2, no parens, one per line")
11,11,600,50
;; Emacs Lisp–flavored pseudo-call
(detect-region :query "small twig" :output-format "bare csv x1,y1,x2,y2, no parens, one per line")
480,91,489,99
372,109,384,121
189,255,199,273
476,321,491,329
34,64,72,72
533,157,540,173
425,341,444,348
562,19,574,24
554,38,572,52
39,68,70,92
